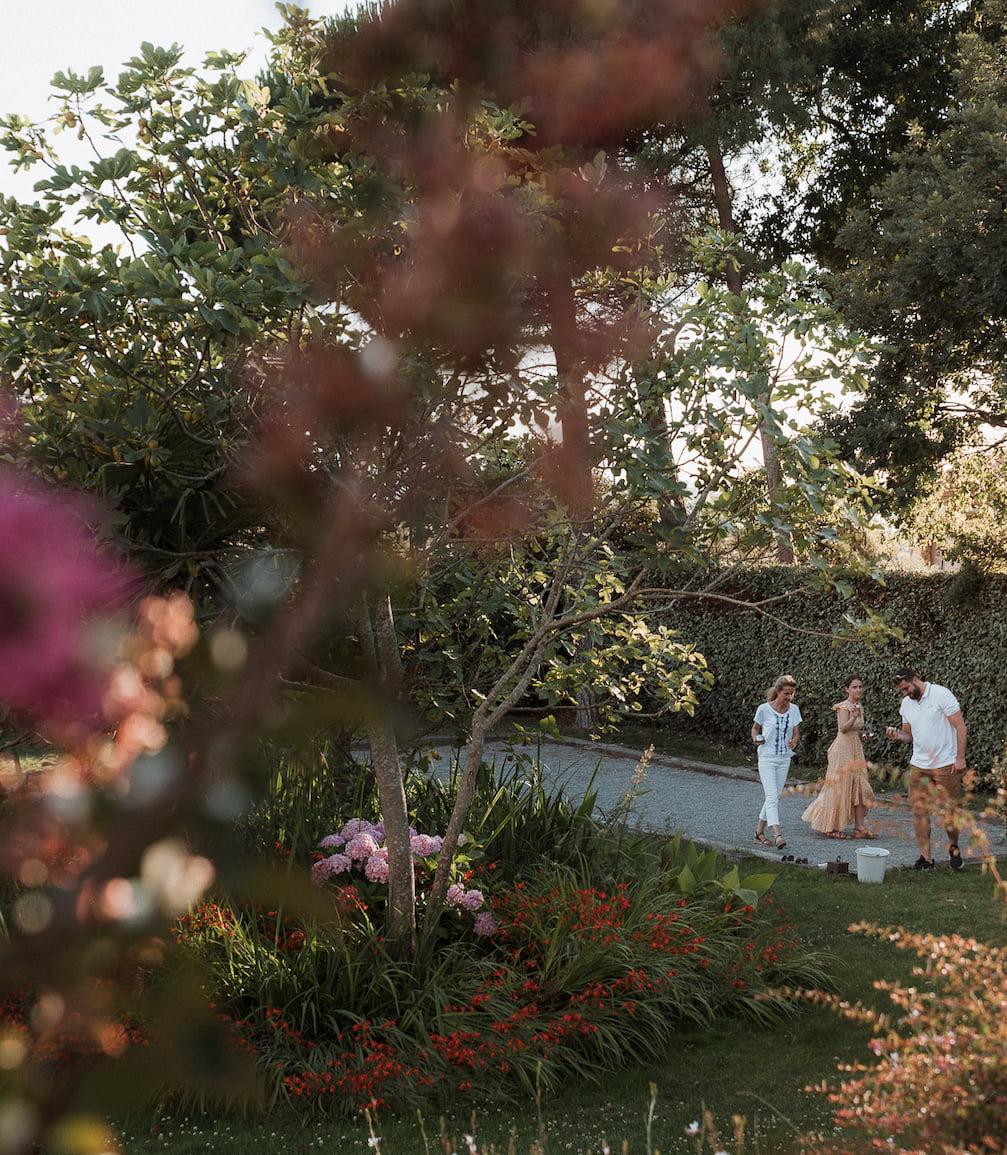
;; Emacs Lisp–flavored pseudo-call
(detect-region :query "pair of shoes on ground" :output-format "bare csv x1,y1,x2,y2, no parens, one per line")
781,854,809,865
913,844,964,872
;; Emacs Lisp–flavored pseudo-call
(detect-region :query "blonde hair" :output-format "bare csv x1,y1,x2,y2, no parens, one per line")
766,674,797,704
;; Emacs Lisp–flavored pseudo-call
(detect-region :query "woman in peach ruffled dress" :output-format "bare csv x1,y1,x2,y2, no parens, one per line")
801,675,876,839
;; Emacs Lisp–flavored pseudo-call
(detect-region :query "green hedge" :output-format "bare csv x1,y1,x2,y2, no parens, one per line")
657,567,1007,782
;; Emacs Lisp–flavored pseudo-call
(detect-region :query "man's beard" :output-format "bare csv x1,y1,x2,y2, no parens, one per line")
909,687,923,701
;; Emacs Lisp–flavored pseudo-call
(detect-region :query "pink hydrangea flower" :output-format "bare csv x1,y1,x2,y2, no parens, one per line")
473,911,498,937
340,818,379,841
311,854,351,884
364,854,390,883
459,888,485,912
345,832,379,861
318,834,345,850
0,472,134,734
446,883,466,907
319,853,352,880
410,834,443,857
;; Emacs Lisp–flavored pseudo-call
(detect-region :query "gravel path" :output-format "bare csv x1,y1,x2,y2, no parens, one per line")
426,736,1006,872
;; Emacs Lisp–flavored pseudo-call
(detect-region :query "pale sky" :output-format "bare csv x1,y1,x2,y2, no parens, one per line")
0,0,352,202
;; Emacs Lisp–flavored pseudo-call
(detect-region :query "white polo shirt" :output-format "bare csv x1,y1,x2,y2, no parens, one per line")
900,682,962,770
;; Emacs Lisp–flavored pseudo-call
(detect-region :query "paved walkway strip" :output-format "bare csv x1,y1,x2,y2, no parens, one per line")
424,737,1006,870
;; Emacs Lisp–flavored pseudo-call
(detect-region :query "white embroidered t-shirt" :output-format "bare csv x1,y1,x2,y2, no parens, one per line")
900,682,962,770
753,702,802,758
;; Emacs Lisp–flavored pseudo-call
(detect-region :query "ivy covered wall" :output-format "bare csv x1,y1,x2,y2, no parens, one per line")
659,567,1007,781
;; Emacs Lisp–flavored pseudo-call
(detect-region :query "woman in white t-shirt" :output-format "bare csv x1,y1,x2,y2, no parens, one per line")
751,674,802,850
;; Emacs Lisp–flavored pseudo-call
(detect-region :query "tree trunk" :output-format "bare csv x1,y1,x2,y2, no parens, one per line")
422,713,491,933
705,137,794,564
574,684,599,731
547,272,600,729
365,717,416,958
546,273,593,516
357,593,416,958
423,616,560,928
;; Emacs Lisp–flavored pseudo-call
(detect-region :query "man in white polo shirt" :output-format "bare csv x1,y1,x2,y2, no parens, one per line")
885,666,968,871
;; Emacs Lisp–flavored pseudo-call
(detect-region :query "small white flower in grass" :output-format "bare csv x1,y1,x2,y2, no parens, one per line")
685,1121,700,1135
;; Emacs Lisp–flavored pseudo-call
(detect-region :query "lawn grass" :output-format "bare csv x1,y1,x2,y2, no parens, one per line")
107,861,1007,1155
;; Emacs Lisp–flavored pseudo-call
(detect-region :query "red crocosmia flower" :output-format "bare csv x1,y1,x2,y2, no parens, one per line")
0,472,134,734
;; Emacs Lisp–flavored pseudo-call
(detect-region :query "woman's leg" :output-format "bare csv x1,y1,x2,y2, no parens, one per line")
758,758,781,829
772,757,790,840
853,803,875,837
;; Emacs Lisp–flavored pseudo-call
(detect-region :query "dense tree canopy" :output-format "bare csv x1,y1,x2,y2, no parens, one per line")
826,0,1007,502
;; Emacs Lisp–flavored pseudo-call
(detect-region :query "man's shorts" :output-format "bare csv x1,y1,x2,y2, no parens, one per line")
909,763,964,808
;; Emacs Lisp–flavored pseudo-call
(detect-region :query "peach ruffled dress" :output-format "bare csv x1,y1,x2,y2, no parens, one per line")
801,704,876,833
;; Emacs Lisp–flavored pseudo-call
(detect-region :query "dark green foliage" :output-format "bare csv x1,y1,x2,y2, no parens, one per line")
657,567,1007,780
828,1,1007,501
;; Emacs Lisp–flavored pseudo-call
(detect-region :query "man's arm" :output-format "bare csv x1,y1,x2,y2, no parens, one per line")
886,722,912,744
948,711,967,770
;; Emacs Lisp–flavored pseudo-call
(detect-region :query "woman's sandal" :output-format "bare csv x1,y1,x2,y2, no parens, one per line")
754,832,772,847
775,835,787,850
852,828,876,839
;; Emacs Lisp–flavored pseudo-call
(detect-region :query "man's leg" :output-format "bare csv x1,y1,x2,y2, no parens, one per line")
933,765,964,868
908,767,933,861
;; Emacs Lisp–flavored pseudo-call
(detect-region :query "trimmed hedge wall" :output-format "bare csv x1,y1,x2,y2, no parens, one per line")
658,567,1007,781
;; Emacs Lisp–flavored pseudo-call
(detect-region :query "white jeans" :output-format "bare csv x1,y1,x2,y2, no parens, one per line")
758,755,792,828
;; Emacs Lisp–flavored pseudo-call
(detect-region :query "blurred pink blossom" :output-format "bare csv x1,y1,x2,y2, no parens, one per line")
318,834,346,850
0,472,133,733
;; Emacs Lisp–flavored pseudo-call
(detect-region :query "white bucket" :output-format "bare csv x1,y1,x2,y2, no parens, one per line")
855,846,890,884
